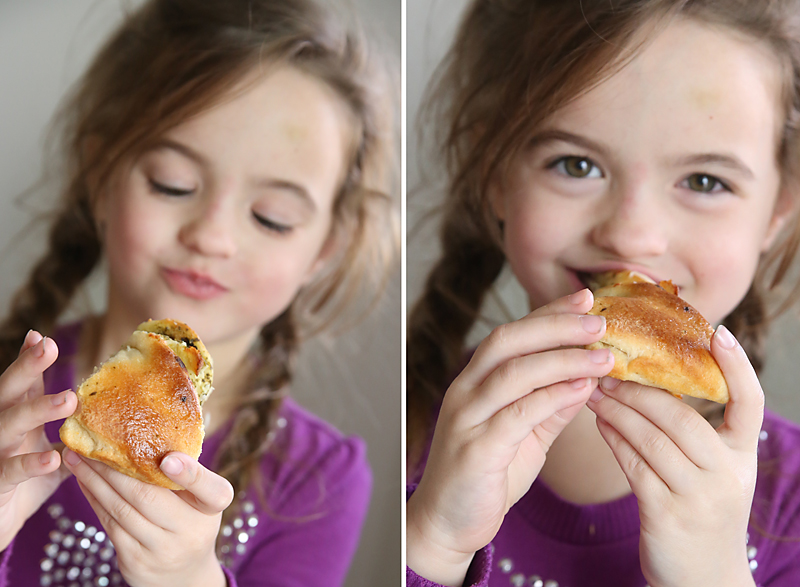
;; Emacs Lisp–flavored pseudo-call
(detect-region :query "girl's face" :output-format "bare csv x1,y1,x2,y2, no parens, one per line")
98,65,351,344
493,18,792,326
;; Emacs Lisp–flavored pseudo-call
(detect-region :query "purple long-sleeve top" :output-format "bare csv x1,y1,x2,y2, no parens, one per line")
408,408,800,587
0,322,372,587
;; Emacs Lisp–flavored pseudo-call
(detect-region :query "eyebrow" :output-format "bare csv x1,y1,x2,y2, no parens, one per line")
670,153,755,180
154,139,317,212
528,129,611,158
529,130,756,180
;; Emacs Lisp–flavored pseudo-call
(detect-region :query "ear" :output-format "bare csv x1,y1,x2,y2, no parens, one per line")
761,186,797,252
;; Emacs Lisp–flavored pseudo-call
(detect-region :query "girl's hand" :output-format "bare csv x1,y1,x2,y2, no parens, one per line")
0,330,76,551
62,447,234,587
407,289,615,587
587,325,760,587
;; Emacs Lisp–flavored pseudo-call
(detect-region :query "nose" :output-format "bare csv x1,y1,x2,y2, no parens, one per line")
178,192,238,258
590,180,669,259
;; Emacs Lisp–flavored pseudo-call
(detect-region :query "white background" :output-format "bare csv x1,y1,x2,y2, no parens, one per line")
0,2,399,586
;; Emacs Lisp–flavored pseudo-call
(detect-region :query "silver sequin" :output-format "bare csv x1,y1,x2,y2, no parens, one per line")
72,551,85,565
498,558,514,573
276,417,287,428
85,526,97,538
48,504,64,519
57,551,70,565
233,517,244,529
238,532,249,544
62,534,76,548
222,524,233,537
247,515,259,528
529,577,543,587
748,545,758,559
759,430,769,441
750,559,759,572
49,531,63,543
95,578,110,587
95,531,106,543
544,581,559,587
44,543,59,558
74,521,86,533
67,566,81,580
40,558,54,572
510,573,525,586
243,501,255,514
40,574,52,586
99,547,114,562
235,543,247,555
98,563,111,575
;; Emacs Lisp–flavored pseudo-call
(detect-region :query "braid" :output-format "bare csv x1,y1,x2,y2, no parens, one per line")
214,308,298,540
0,197,101,372
407,202,505,469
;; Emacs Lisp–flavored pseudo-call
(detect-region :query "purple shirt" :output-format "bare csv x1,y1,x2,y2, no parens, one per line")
407,409,800,587
1,322,372,587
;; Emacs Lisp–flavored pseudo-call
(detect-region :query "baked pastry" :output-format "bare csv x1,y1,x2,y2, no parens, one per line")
585,271,729,403
59,319,214,489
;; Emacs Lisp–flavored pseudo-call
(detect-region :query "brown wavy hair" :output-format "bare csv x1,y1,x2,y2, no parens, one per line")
0,0,398,544
408,0,800,466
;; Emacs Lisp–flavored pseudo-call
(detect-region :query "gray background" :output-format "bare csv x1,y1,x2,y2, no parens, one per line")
0,2,400,586
407,0,800,425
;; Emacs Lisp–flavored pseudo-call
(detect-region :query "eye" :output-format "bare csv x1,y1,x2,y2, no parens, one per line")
149,179,194,197
549,156,603,179
682,173,730,194
252,212,293,235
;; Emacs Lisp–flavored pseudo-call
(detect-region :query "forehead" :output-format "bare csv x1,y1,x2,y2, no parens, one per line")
544,18,784,162
160,64,352,204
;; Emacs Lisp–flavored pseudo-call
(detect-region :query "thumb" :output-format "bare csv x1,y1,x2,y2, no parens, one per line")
160,452,233,515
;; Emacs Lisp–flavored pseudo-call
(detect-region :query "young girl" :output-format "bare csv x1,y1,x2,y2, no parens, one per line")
407,1,800,586
0,0,398,586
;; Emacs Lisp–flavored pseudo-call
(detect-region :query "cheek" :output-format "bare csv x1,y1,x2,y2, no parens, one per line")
104,192,167,278
684,219,765,324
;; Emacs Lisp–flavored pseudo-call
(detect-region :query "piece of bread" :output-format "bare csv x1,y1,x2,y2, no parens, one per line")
59,319,214,489
585,271,729,403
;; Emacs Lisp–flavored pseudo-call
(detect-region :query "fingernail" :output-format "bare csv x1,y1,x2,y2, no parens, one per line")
580,314,605,334
39,451,53,465
715,325,737,349
51,390,68,405
570,377,588,389
588,349,612,363
568,289,590,304
33,336,47,358
588,387,604,403
161,455,183,475
600,376,621,390
63,448,81,466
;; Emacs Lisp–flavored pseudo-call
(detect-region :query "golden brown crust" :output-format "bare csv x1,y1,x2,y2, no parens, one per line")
586,271,729,403
59,320,211,489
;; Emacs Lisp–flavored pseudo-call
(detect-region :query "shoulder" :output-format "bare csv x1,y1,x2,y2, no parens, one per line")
262,398,372,515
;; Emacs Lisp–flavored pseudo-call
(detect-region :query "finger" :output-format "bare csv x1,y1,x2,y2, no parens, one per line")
19,330,43,356
482,378,598,449
0,450,62,496
160,453,233,515
62,448,159,546
588,387,695,494
0,336,58,410
75,478,137,554
594,416,668,501
464,347,614,422
712,326,764,452
0,390,76,455
457,289,600,389
593,377,718,470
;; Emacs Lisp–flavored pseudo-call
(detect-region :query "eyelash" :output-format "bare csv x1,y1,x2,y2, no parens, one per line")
679,173,732,194
546,156,603,179
150,179,294,234
545,158,733,194
149,179,194,197
252,212,293,234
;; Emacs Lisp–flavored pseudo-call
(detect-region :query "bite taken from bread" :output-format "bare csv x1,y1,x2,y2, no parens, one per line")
584,270,729,404
59,319,214,489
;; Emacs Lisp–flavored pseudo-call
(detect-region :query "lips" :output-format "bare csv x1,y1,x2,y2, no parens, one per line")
161,268,228,301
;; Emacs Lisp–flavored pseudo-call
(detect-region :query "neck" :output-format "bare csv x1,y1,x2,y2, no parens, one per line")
538,404,632,505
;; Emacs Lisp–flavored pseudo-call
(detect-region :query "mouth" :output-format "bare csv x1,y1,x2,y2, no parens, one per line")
161,268,228,300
